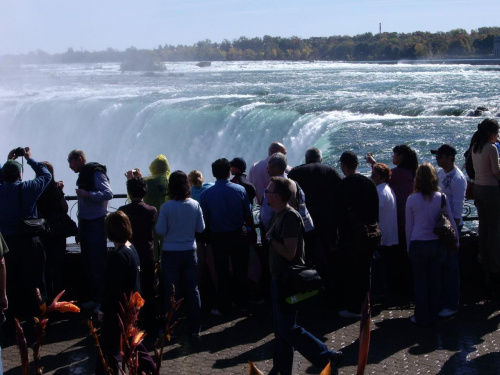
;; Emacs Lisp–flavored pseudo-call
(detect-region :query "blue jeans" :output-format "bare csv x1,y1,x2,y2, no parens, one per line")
161,250,201,335
211,230,249,312
441,248,460,312
79,217,107,303
269,279,333,375
409,240,446,325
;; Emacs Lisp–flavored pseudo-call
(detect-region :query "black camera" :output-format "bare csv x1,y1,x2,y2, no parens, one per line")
14,147,29,157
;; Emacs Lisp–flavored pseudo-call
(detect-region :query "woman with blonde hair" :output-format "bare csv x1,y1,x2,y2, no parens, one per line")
405,163,458,326
188,170,214,202
187,170,217,307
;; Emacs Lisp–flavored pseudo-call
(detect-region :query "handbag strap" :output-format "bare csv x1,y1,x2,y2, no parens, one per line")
294,180,303,205
279,209,305,265
440,193,447,212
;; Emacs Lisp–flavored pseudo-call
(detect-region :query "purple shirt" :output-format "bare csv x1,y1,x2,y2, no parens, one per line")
389,167,414,234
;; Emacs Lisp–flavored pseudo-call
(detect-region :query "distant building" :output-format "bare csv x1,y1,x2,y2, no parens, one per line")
495,36,500,56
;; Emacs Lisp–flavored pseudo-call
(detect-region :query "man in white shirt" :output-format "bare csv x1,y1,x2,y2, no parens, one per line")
430,144,467,318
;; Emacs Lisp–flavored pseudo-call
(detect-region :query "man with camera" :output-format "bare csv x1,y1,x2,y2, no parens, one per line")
0,147,51,324
68,149,112,312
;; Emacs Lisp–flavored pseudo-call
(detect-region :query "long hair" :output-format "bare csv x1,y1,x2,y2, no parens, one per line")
472,118,499,154
413,163,439,198
168,171,191,201
41,161,56,187
393,144,418,174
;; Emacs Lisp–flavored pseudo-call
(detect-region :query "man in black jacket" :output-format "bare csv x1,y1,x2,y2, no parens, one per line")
230,157,256,203
334,151,379,318
68,149,112,312
288,147,342,266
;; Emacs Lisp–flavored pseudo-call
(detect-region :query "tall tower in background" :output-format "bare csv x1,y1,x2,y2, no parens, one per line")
379,23,382,34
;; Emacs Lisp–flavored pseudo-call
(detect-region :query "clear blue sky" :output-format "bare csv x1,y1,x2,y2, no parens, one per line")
0,0,498,55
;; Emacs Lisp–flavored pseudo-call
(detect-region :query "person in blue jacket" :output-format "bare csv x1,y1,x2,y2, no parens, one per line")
0,147,51,326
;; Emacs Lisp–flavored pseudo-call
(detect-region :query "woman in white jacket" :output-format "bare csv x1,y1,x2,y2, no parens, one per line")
405,163,458,326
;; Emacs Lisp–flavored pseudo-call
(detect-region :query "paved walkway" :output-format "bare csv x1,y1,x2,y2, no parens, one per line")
2,277,499,375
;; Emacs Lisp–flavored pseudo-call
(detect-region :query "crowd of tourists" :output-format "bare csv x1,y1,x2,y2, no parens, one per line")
0,117,499,374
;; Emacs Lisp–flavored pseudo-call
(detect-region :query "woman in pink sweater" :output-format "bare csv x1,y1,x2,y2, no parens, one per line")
405,163,458,326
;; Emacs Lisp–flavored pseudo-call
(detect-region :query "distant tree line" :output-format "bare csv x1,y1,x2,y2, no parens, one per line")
159,27,500,62
2,27,500,68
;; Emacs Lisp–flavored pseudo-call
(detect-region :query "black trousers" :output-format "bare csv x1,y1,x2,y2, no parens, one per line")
338,241,373,313
4,235,46,321
211,230,249,313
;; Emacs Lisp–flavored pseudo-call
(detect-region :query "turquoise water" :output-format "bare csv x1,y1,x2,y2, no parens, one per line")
0,61,498,189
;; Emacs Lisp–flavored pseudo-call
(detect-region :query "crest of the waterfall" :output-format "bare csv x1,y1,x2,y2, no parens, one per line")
1,61,498,194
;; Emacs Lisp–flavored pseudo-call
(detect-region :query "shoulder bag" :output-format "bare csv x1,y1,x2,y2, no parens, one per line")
46,211,78,238
433,193,457,251
18,184,50,237
275,211,323,310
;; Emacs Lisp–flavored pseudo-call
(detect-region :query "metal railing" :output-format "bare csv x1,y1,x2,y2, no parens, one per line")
64,194,129,247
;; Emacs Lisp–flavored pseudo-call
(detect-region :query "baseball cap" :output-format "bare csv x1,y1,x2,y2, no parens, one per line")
430,144,457,156
229,157,247,173
339,151,359,166
2,160,22,179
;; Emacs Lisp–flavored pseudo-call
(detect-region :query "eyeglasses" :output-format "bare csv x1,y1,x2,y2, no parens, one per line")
264,188,276,195
67,157,77,162
435,154,445,159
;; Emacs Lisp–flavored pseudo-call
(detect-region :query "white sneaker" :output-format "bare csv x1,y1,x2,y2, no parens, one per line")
338,310,361,319
439,308,457,318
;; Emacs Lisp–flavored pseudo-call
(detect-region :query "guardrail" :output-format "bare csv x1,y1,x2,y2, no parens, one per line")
63,194,479,224
462,201,477,222
65,194,128,201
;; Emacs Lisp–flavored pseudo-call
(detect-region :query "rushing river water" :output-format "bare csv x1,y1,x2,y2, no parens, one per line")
0,61,499,195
